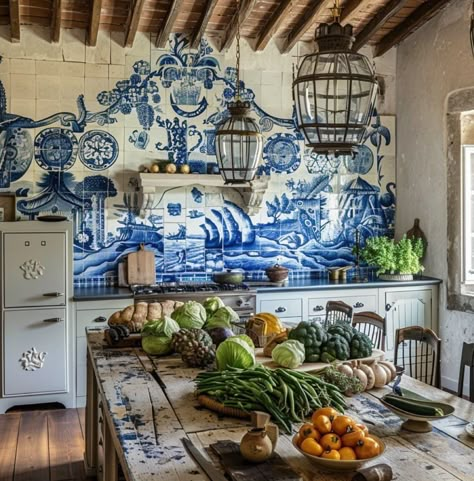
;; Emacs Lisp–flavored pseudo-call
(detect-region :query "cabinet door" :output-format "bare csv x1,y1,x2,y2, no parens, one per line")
3,233,66,308
384,289,432,359
3,308,67,396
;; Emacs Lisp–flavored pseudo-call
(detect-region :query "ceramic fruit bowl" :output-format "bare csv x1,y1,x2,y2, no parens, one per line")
380,396,455,433
292,434,385,472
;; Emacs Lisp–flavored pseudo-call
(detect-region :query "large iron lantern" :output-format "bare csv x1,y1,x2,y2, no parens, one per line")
215,100,263,184
293,22,378,156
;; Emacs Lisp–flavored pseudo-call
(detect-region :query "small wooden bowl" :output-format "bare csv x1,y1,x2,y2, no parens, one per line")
265,264,289,283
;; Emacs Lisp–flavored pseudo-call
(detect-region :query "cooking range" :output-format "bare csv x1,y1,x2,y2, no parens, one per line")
131,282,257,321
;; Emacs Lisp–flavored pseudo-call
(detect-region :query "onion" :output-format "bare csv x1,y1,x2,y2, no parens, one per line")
352,365,369,391
372,362,388,388
378,361,397,381
358,362,375,390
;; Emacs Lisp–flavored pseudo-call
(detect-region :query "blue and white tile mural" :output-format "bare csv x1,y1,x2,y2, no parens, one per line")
0,35,396,286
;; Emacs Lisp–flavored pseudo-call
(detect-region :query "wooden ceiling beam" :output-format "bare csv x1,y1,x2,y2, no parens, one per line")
9,0,20,42
281,0,332,54
340,0,365,24
352,0,408,52
191,0,219,49
254,0,294,51
88,0,102,46
374,0,452,57
219,0,257,52
51,0,62,43
155,0,185,48
124,0,146,48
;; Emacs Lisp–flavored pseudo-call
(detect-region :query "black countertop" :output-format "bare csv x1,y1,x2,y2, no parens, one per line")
74,276,442,301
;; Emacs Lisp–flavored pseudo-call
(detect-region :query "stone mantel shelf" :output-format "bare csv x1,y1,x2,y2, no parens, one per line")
138,173,269,216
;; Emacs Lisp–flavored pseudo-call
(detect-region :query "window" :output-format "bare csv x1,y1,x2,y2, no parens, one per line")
463,145,474,284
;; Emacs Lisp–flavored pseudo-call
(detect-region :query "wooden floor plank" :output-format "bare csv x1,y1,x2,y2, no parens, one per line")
14,411,50,481
77,408,86,441
47,410,86,481
0,413,20,481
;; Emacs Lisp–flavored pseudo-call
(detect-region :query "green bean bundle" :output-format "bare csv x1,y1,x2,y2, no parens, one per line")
195,365,346,433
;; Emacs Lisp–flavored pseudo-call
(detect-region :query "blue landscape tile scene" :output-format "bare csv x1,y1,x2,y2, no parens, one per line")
0,36,396,285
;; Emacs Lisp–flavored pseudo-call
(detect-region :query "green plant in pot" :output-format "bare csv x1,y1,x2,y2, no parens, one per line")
359,236,424,281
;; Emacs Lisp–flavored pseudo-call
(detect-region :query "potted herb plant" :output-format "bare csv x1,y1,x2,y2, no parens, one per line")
359,235,424,281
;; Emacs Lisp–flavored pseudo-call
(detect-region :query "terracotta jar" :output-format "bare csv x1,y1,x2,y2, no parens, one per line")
239,428,274,463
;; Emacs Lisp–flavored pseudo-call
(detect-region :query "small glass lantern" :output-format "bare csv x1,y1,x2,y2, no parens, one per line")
293,22,378,156
215,99,263,184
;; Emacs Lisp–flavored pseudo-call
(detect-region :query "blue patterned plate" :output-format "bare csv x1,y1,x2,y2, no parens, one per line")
263,133,300,174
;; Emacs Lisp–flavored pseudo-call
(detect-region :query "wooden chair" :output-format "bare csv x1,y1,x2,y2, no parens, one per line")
394,326,441,388
352,311,386,351
457,342,474,401
324,300,353,328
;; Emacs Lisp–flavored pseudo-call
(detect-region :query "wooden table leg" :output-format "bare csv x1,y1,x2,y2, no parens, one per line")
84,350,98,476
103,420,118,481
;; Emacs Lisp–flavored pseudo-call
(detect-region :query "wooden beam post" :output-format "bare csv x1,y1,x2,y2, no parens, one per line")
374,0,452,58
124,0,146,48
191,0,219,49
51,0,62,43
88,0,102,47
219,0,256,52
281,0,332,54
254,0,294,51
155,0,185,48
352,0,408,52
340,0,365,24
9,0,20,43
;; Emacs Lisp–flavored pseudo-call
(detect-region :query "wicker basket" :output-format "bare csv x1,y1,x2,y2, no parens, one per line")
197,394,250,419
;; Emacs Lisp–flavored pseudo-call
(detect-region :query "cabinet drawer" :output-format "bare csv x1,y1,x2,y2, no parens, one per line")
279,317,303,327
3,309,67,396
308,295,377,316
3,233,66,308
76,309,118,337
260,299,302,318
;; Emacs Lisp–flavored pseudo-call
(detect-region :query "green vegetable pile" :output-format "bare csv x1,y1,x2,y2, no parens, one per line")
359,235,424,275
196,365,346,433
288,320,373,362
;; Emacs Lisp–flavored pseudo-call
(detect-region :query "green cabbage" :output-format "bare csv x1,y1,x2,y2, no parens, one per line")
205,306,239,329
171,301,207,329
141,316,180,355
272,340,305,369
216,337,255,371
232,334,254,349
202,297,225,317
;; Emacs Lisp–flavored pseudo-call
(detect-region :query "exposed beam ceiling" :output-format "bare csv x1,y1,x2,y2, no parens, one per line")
88,0,102,47
374,0,452,57
281,0,331,54
219,0,257,52
156,0,185,48
51,0,62,43
255,0,294,51
340,0,366,24
191,0,219,49
9,0,20,43
124,0,146,48
352,0,408,52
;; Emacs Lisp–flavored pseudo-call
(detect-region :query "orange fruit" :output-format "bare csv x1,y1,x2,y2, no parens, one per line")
320,433,342,451
300,437,324,457
313,414,332,434
321,449,340,460
356,423,369,436
339,447,357,460
312,407,339,423
298,423,321,442
341,427,365,447
354,436,381,459
332,415,356,436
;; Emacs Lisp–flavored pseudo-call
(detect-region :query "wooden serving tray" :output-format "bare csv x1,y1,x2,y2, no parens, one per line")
255,348,385,372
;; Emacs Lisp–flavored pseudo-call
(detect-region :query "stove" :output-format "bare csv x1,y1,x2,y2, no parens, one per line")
131,282,257,320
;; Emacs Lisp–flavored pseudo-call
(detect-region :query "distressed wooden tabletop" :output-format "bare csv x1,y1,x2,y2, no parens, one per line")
87,333,474,481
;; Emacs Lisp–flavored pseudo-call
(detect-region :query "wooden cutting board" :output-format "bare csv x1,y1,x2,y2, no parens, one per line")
127,243,155,285
210,440,302,481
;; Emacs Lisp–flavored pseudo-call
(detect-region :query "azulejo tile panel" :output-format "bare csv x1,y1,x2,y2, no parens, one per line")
0,37,396,285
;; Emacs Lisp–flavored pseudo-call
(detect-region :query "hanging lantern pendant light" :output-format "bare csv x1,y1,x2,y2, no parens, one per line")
215,0,263,184
293,0,378,156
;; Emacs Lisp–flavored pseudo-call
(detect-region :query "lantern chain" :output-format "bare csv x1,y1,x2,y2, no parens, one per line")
235,0,241,100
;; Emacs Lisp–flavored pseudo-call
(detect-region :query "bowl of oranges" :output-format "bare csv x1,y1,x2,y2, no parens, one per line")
293,407,385,472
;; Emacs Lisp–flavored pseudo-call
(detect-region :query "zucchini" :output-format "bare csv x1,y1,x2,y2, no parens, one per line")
382,394,445,417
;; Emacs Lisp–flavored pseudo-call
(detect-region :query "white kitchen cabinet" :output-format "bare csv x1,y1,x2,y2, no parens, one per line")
75,299,131,407
0,221,73,414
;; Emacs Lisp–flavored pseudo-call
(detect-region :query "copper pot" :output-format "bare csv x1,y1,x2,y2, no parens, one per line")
265,264,289,283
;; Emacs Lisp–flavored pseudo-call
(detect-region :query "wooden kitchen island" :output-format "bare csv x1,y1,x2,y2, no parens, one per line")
84,332,474,481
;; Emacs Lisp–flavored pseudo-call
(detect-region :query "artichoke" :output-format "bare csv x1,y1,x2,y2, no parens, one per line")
171,328,215,368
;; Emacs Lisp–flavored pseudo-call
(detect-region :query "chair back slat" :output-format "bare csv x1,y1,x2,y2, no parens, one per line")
394,326,441,388
324,300,353,328
457,342,474,401
352,311,386,351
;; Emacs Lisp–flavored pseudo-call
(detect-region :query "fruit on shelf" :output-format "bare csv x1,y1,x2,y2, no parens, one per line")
165,163,177,174
180,164,190,174
150,164,160,173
